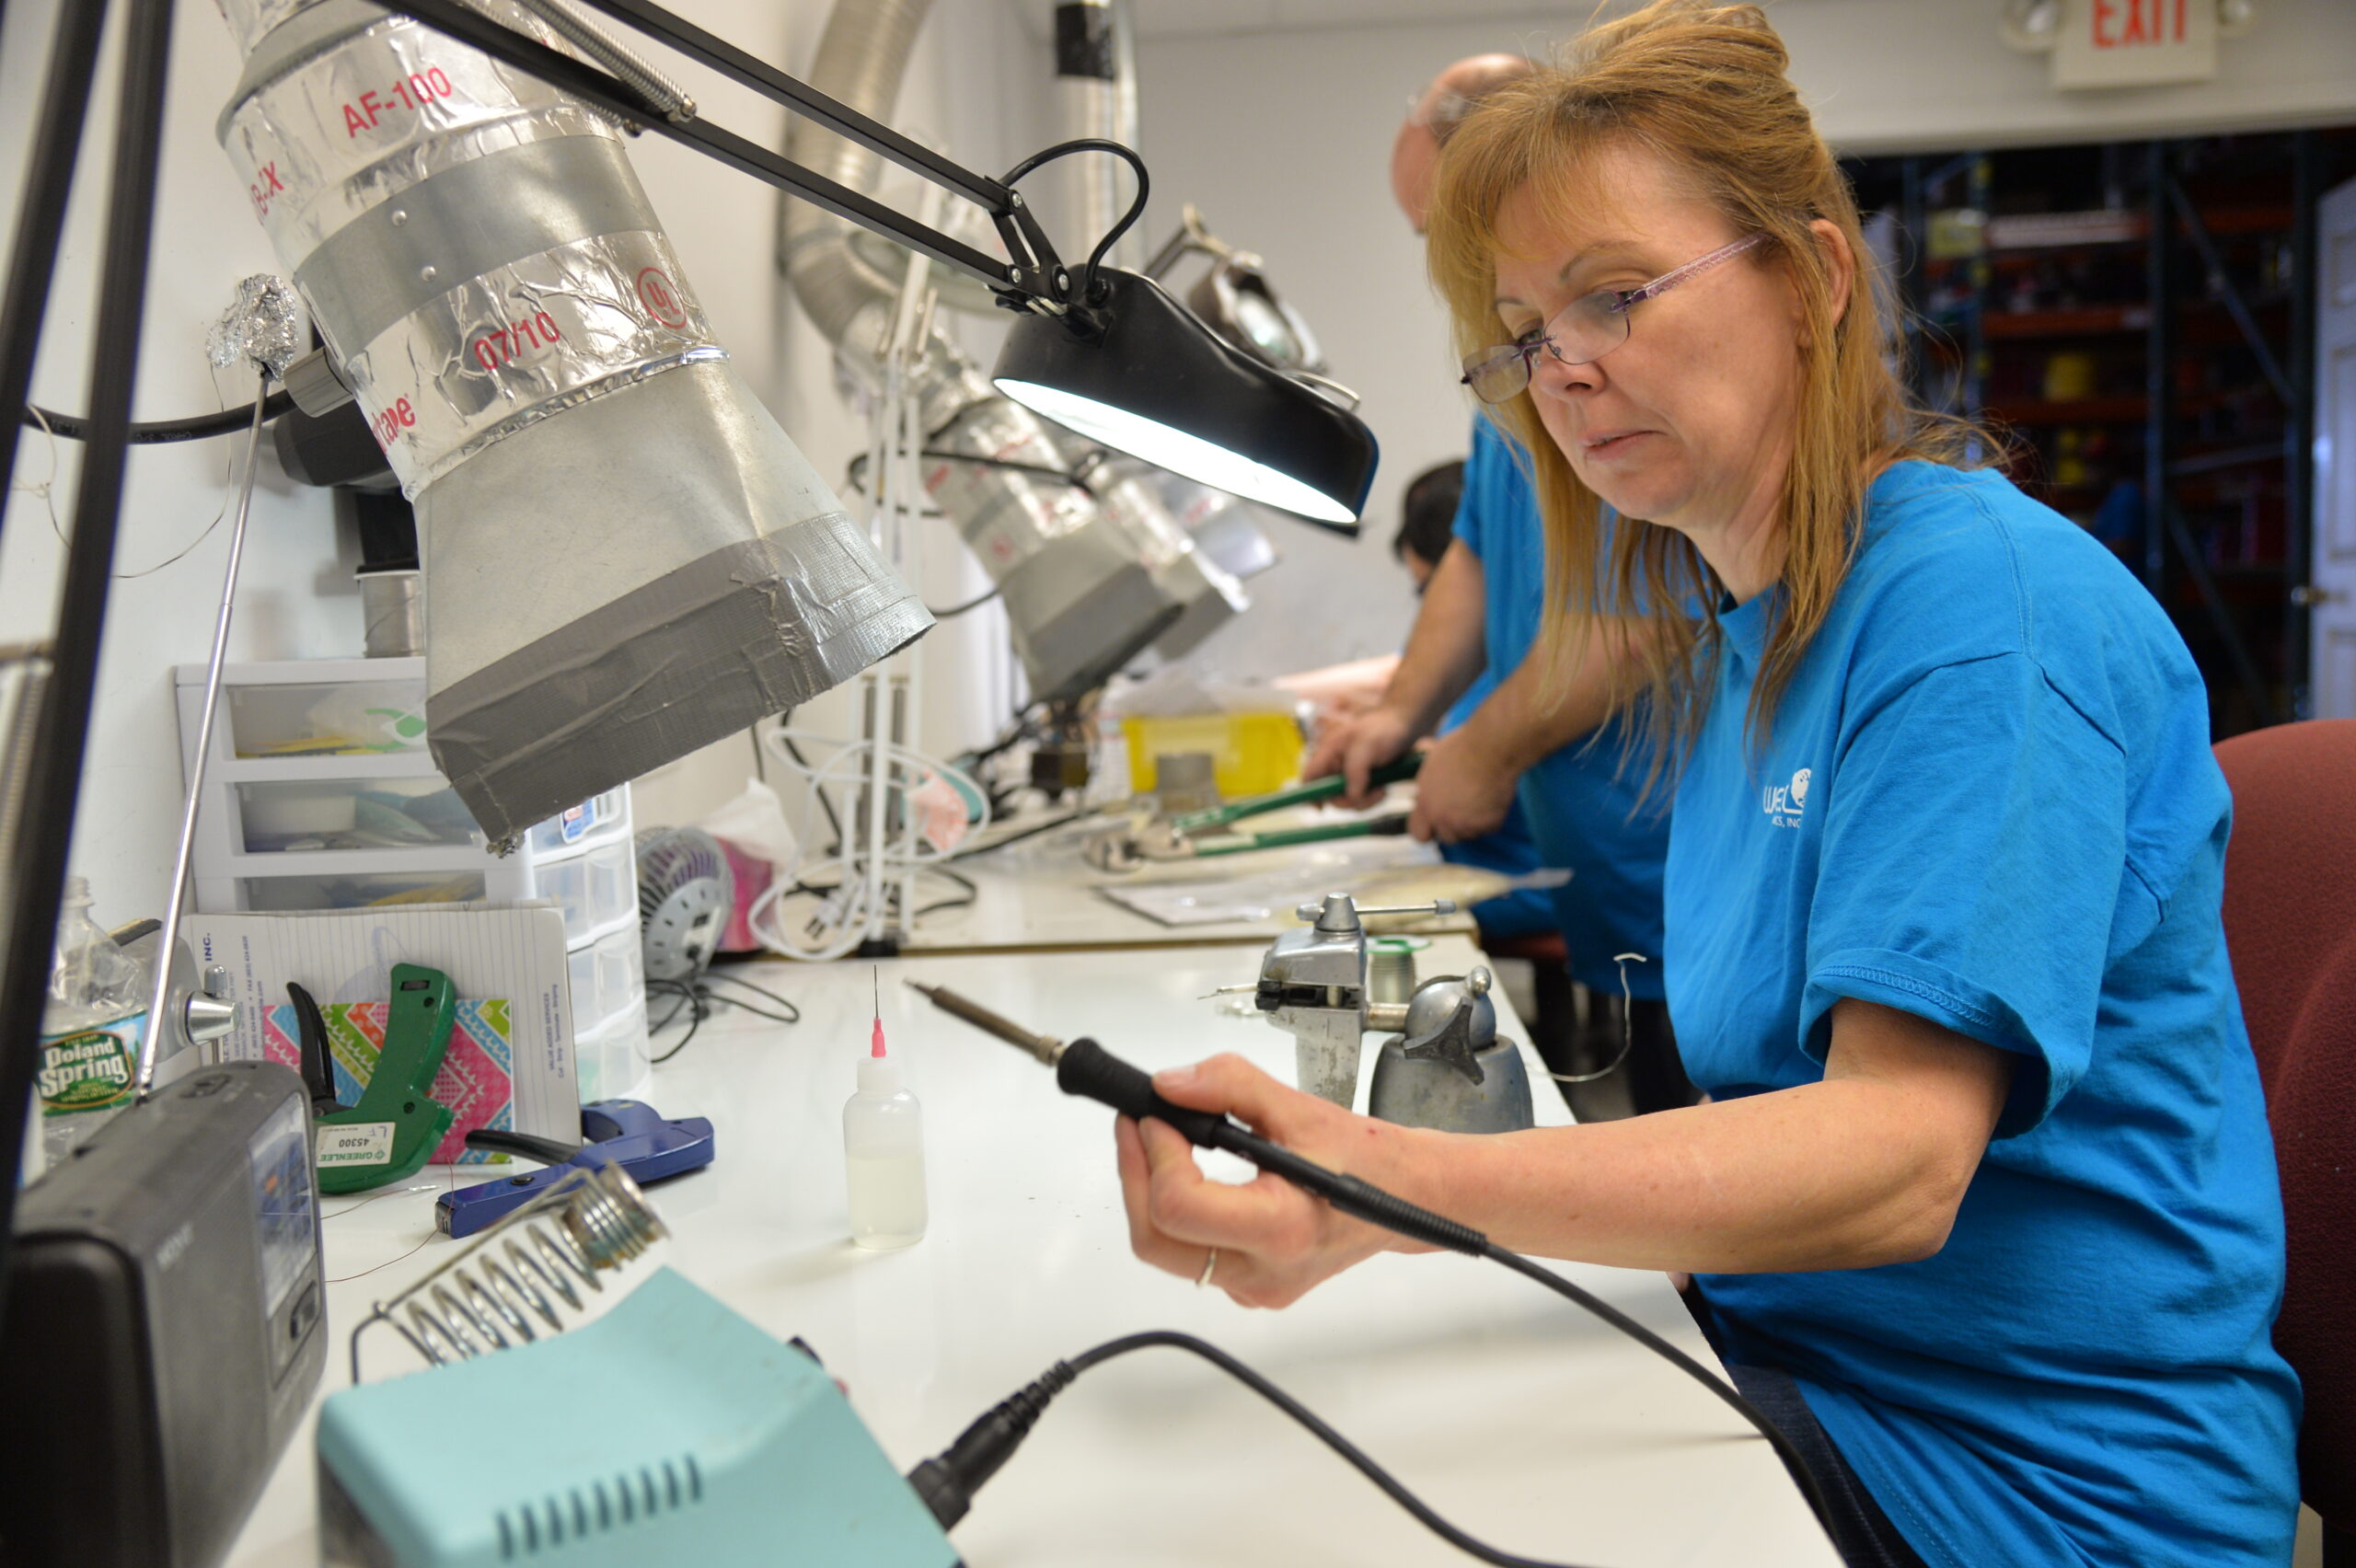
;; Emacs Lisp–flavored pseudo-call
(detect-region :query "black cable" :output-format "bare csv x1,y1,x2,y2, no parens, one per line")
952,807,1091,859
925,584,1001,620
996,137,1149,304
849,445,1096,500
698,967,803,1024
649,971,803,1063
22,388,295,444
1074,1333,1604,1568
646,978,706,1064
907,1330,1598,1563
0,0,109,561
903,1000,1842,1539
966,709,1037,767
911,863,977,919
1046,1036,1835,1531
0,0,173,1316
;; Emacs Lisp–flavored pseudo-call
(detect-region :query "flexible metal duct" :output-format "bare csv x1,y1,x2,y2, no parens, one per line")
779,0,1243,704
215,0,931,843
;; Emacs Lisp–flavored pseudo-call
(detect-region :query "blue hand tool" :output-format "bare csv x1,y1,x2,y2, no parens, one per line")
434,1101,714,1238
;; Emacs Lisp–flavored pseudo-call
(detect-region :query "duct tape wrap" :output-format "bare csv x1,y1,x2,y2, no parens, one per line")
218,0,930,841
216,3,718,492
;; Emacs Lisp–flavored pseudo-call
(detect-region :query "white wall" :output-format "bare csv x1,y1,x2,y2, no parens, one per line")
1128,0,2356,682
0,0,1049,923
0,0,364,931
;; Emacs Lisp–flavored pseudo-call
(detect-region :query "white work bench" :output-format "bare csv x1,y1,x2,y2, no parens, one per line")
901,801,1479,952
224,940,1836,1568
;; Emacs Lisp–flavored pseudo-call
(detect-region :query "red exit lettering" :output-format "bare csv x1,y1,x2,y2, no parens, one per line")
341,66,455,138
247,161,285,219
369,396,418,451
2093,0,2189,48
470,312,563,372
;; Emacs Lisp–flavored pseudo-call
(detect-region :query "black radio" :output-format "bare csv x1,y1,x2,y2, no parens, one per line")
1,1061,324,1566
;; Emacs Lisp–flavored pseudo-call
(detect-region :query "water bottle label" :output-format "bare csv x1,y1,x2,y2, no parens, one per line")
35,1020,144,1115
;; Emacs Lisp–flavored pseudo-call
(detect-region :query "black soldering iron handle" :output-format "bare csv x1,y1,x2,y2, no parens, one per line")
1055,1038,1486,1257
1056,1037,1230,1145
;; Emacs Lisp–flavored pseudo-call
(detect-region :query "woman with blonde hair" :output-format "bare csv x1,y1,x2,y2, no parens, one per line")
1109,5,2299,1564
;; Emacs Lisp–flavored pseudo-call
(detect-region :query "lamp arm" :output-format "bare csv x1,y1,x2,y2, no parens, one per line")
381,0,1071,307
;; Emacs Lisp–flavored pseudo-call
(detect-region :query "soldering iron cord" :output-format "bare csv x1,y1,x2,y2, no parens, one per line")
903,987,1841,1549
910,1331,1610,1568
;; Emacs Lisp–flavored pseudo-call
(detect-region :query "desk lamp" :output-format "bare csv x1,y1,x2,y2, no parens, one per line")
0,0,1381,1205
365,0,1378,517
0,3,1377,1558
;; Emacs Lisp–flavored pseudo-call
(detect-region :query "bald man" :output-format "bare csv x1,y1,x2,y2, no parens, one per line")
1303,55,1694,1117
1391,53,1530,232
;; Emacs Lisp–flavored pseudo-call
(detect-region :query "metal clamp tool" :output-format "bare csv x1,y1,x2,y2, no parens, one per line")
1252,892,1533,1132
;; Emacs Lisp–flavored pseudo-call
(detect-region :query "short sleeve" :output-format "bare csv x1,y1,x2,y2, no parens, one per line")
1798,652,2131,1136
1452,421,1512,560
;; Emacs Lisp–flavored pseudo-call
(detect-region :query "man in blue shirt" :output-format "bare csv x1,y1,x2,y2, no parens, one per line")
1306,56,1692,1113
1387,457,1556,944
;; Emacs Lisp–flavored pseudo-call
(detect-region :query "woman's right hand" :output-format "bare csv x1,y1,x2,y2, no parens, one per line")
1302,705,1418,808
1114,1054,1426,1308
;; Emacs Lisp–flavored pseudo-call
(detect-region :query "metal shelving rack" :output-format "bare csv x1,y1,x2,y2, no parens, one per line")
1874,131,2342,736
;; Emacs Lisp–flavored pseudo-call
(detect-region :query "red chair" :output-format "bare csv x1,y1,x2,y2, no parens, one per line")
2215,719,2356,1562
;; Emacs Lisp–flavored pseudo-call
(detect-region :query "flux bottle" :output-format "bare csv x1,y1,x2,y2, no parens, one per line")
844,1013,927,1249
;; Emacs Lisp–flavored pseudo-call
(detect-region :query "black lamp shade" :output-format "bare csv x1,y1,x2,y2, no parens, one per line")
992,269,1378,532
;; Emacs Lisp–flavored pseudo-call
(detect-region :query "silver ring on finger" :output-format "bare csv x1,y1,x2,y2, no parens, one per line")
1195,1247,1219,1289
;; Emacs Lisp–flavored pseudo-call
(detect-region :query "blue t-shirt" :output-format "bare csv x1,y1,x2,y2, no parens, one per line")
1669,461,2298,1568
1432,666,1556,942
1452,420,1669,995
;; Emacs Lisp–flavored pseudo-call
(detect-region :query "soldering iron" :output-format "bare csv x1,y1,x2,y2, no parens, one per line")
903,981,1837,1552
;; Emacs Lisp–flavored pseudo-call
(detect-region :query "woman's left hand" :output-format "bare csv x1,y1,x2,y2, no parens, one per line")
1114,1055,1426,1307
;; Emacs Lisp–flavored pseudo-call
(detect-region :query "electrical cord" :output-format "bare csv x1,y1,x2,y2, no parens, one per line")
748,727,996,962
849,445,1096,501
769,712,843,855
22,388,294,443
950,805,1094,859
910,863,977,919
924,584,1002,620
904,991,1841,1546
908,1331,1611,1566
645,977,707,1064
646,969,803,1065
997,136,1149,304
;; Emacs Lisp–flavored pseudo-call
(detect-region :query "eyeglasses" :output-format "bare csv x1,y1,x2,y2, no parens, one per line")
1459,233,1767,404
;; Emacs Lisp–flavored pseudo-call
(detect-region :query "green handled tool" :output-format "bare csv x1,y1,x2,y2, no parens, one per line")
1179,813,1415,859
1087,753,1426,872
292,963,458,1195
1165,751,1425,836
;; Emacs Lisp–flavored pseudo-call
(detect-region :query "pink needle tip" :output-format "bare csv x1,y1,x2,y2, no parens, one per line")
872,1017,886,1058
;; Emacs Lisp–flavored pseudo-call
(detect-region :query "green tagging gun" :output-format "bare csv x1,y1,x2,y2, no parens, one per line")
290,963,458,1195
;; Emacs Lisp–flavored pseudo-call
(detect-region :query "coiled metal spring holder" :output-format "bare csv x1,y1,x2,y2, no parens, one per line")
348,1162,666,1382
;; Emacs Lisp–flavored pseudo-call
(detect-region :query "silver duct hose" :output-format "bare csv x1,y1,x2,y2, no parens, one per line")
215,0,930,843
780,0,1244,704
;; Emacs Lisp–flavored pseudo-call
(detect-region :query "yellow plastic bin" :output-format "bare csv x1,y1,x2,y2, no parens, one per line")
1124,712,1304,799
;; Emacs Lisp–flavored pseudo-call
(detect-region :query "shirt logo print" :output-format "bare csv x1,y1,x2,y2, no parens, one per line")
1761,767,1809,829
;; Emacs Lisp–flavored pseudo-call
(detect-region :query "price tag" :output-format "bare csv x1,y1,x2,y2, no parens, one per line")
318,1122,396,1167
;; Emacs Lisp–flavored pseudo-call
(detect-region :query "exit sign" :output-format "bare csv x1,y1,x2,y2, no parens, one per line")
2052,0,2219,88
